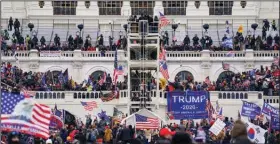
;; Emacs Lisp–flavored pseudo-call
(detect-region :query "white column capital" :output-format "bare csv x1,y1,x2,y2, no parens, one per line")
76,1,99,16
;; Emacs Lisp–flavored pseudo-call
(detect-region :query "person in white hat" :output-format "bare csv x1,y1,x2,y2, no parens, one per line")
46,139,52,144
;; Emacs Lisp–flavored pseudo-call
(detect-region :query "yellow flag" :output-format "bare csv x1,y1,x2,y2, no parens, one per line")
159,78,167,89
87,85,92,92
238,25,243,33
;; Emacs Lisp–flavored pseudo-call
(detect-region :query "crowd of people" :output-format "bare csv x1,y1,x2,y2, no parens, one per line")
1,62,127,93
1,60,279,96
1,17,279,54
161,62,279,96
2,115,280,144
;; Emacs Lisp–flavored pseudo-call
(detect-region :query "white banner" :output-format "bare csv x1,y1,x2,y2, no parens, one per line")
40,51,61,57
209,119,226,136
243,119,267,144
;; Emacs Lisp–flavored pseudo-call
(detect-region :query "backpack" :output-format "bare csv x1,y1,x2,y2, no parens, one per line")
87,132,96,142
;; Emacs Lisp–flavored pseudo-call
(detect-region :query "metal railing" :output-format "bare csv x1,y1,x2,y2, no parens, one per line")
1,18,278,46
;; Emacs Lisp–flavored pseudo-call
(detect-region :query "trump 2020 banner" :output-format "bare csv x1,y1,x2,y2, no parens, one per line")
271,114,280,130
241,101,261,119
167,91,209,119
262,102,279,116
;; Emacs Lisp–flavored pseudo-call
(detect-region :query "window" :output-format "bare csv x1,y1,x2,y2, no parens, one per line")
162,1,188,15
130,1,155,15
98,1,123,15
52,1,77,15
175,71,194,82
208,1,233,15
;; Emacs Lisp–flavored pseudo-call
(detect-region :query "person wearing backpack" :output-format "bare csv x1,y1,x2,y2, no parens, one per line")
86,126,98,144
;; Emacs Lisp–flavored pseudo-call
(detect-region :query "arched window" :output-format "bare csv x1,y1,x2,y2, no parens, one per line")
90,70,105,82
217,71,234,81
175,71,194,82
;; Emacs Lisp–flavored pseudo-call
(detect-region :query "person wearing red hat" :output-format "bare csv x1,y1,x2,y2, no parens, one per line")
155,128,176,144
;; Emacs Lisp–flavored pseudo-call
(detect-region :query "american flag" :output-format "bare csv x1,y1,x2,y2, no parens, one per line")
20,88,36,98
1,92,51,139
159,12,170,29
217,107,224,120
243,80,250,87
135,114,159,129
159,45,166,60
204,76,211,85
226,51,234,57
80,101,98,111
98,72,107,86
222,62,230,70
113,50,124,84
159,60,169,80
206,100,215,121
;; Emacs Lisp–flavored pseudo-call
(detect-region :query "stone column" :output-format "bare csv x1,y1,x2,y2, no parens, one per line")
76,1,99,16
72,49,83,82
121,1,131,16
186,1,209,16
153,1,164,16
200,50,211,82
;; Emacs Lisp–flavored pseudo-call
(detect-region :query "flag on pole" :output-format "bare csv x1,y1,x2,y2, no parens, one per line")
159,12,170,29
135,114,160,129
226,51,235,57
225,20,230,34
1,92,51,139
204,76,211,85
80,101,98,111
273,56,279,66
159,45,166,60
238,110,241,119
238,25,243,33
217,107,224,120
159,60,169,80
98,72,107,86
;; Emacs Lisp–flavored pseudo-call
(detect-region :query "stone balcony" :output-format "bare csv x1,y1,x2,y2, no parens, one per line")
1,50,278,62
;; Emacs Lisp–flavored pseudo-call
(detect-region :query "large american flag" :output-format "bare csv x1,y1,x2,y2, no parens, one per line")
159,60,169,80
159,12,170,29
80,101,98,111
135,114,159,129
1,92,51,139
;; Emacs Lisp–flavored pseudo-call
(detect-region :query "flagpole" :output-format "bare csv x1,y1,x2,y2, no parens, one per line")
0,1,3,141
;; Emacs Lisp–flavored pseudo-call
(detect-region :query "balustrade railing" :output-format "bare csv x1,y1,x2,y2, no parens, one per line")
1,50,278,59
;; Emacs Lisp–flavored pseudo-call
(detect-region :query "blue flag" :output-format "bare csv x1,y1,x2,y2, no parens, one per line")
222,38,233,48
271,114,280,130
241,101,261,119
167,91,209,119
